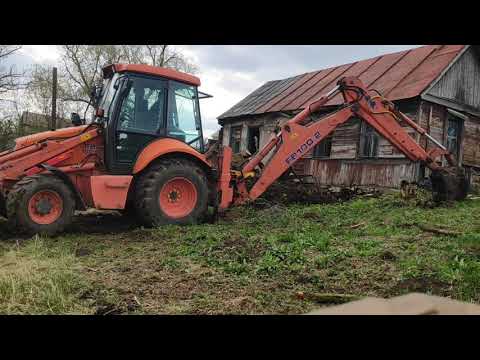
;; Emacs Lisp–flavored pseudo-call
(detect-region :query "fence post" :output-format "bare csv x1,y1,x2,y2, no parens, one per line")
51,67,57,130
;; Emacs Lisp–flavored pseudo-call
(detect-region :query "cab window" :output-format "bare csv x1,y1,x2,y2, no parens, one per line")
115,76,166,163
118,77,166,134
167,81,203,152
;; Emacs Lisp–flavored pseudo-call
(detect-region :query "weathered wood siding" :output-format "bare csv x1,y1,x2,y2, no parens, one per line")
461,113,480,167
418,101,446,152
428,47,480,111
329,117,360,159
308,159,419,188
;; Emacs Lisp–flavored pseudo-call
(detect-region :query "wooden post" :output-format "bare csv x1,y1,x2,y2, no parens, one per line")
51,67,57,130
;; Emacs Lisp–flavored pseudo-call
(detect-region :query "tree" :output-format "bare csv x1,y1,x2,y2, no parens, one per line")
0,46,25,148
27,45,198,121
0,46,25,95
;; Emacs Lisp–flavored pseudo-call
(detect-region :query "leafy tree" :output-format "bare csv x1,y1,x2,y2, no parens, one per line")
27,45,198,121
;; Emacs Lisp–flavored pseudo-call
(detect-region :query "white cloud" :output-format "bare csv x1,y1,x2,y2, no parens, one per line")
19,45,60,64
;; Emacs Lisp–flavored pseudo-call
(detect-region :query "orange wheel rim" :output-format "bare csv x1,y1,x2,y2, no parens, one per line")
28,190,63,225
159,177,198,219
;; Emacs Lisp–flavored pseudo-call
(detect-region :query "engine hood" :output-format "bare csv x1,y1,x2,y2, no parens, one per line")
14,126,89,150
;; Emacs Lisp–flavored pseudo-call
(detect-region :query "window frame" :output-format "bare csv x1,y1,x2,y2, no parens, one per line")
109,73,168,169
115,74,168,137
166,80,205,153
358,121,380,158
229,125,243,154
312,135,332,158
247,126,260,154
445,112,464,161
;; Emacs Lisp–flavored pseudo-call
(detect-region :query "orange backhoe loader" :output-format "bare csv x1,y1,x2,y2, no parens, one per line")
0,64,469,235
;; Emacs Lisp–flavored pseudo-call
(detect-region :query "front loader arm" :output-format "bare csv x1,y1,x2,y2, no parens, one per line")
217,76,464,210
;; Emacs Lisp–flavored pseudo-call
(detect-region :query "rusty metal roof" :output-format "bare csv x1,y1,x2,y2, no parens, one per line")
218,45,466,121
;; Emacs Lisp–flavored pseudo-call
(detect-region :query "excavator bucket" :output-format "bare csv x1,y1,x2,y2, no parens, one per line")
430,167,469,202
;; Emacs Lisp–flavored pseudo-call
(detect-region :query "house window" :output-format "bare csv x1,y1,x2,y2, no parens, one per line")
247,126,260,154
229,125,242,153
359,122,379,158
313,136,332,158
446,114,463,159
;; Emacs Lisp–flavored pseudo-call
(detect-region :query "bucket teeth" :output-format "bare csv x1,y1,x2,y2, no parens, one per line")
430,167,469,202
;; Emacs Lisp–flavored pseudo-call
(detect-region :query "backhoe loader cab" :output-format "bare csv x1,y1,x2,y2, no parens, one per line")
97,64,206,174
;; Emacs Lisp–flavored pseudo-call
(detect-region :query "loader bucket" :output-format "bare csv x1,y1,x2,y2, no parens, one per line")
430,167,469,202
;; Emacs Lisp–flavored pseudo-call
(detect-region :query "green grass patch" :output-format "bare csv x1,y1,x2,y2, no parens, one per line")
1,192,480,314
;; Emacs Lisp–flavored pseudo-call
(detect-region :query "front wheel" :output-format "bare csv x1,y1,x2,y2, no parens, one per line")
6,175,76,236
134,158,209,227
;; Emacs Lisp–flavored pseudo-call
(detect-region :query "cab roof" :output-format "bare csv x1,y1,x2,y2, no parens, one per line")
102,63,201,87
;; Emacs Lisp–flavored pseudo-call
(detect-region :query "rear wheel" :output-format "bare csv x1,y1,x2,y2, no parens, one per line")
134,158,209,227
6,175,75,236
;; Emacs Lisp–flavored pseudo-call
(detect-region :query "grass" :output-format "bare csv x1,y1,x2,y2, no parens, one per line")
0,236,90,314
1,191,480,314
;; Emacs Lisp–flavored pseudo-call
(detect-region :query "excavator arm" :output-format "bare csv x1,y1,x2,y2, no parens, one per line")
217,76,468,210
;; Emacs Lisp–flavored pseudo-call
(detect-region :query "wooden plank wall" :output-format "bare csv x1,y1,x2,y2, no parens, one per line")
460,113,480,167
428,47,480,110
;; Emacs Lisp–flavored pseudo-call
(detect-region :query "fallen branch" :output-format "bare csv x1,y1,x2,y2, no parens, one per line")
415,224,462,236
350,222,366,229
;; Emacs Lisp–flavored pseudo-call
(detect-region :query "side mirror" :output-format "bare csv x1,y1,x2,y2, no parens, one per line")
71,113,83,126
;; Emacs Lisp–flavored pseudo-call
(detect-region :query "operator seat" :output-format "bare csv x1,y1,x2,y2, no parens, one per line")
135,99,158,133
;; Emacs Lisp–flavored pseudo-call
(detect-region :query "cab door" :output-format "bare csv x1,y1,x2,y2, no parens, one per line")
107,75,167,174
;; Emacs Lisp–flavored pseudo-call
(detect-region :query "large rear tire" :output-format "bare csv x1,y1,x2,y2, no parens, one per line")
134,158,209,227
6,175,76,236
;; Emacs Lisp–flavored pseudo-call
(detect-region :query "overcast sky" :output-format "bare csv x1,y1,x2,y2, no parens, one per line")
12,45,420,137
